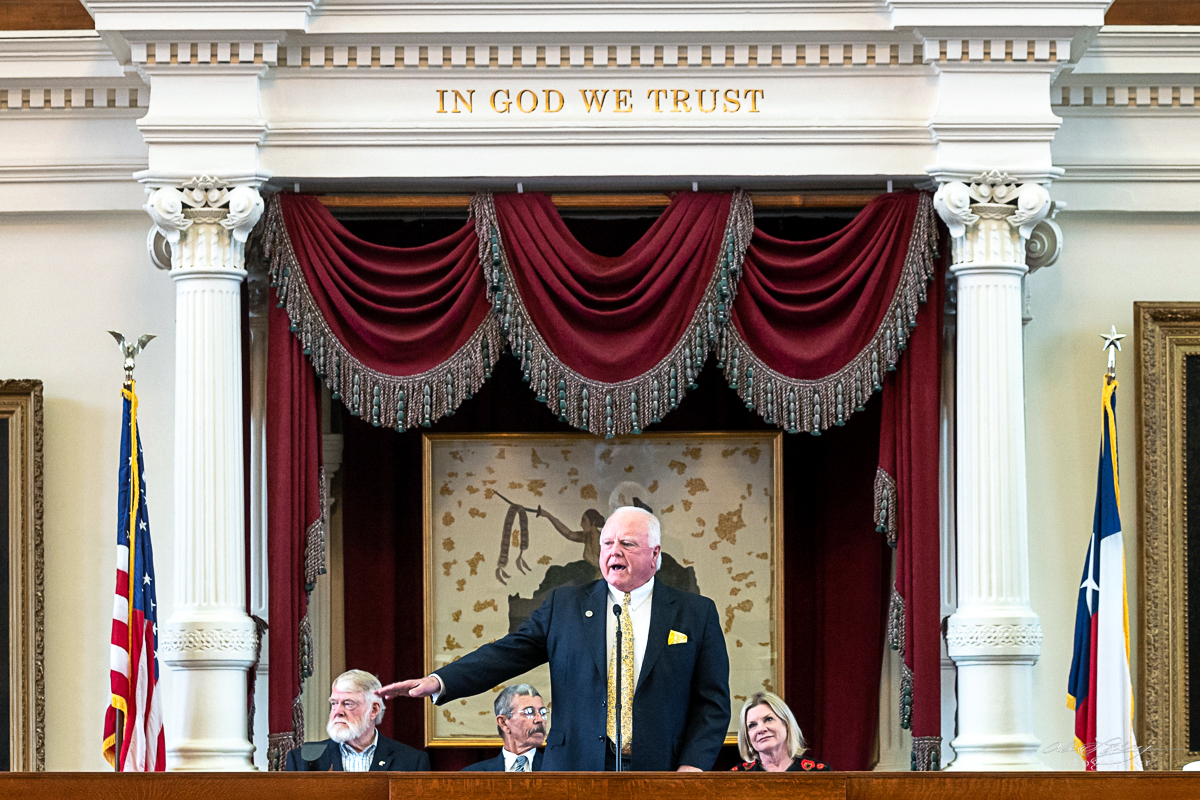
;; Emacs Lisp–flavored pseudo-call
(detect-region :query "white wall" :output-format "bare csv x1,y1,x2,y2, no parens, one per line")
1024,210,1200,769
0,210,176,771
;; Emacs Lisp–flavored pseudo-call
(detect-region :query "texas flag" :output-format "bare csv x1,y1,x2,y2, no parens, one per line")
1067,377,1142,770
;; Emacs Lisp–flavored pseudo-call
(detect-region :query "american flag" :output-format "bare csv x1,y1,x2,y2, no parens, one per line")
103,381,165,771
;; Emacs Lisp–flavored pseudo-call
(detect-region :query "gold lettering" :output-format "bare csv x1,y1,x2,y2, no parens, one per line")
451,89,474,113
723,88,741,112
614,89,633,112
579,89,609,112
491,89,511,113
437,89,449,113
672,89,691,112
543,89,564,113
747,89,764,112
697,89,718,113
647,89,668,112
516,89,538,113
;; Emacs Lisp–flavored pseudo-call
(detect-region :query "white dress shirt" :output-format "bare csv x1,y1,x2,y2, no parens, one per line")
339,730,379,772
606,577,654,689
502,747,535,771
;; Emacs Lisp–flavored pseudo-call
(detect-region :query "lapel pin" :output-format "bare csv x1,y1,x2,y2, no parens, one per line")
378,760,385,766
585,610,593,617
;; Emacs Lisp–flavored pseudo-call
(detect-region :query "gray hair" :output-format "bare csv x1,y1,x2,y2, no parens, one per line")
333,669,386,725
494,684,541,735
737,691,806,763
603,506,663,569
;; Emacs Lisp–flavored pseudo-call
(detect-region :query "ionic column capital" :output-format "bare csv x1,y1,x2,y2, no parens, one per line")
143,174,267,274
931,170,1059,277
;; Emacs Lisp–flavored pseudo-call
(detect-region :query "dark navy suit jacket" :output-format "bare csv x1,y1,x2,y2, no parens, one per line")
461,747,545,771
284,733,431,771
435,579,730,772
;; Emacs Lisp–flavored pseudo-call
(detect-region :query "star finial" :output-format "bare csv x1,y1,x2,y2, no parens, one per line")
1101,325,1125,377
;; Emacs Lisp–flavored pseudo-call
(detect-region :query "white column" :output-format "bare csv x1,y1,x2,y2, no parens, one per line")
933,172,1051,770
247,272,271,771
148,177,265,771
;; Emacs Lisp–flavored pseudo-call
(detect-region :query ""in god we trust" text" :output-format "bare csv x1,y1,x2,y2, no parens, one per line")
436,88,764,114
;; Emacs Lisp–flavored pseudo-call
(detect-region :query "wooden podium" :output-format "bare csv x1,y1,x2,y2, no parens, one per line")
0,772,1195,799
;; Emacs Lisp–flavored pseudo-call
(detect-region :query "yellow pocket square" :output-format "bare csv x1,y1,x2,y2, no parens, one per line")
668,630,688,645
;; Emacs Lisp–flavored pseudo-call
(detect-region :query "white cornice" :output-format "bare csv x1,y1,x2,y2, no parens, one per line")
83,1,318,32
0,31,127,79
1073,26,1200,73
263,121,934,146
0,162,146,184
1056,164,1200,183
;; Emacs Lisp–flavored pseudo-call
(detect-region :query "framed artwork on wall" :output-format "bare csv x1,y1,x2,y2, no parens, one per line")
1136,303,1200,770
422,431,783,747
0,380,44,771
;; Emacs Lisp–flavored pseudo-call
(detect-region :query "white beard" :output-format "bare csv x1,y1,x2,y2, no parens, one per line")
327,714,370,744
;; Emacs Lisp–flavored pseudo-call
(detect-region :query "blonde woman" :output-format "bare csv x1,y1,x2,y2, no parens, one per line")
730,691,831,772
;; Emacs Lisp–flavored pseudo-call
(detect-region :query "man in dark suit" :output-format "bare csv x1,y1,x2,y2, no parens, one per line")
462,683,547,772
380,507,730,772
286,669,430,772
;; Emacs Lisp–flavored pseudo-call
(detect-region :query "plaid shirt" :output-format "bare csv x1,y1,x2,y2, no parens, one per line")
339,731,379,772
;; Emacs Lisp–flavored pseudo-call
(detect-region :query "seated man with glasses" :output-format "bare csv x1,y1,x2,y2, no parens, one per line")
286,669,431,772
462,684,548,772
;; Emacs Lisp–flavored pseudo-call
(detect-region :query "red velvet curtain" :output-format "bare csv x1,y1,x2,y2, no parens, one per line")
491,192,734,382
265,290,324,769
261,189,943,769
877,260,944,769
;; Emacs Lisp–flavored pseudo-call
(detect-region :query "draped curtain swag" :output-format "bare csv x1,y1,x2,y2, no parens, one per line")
260,189,942,767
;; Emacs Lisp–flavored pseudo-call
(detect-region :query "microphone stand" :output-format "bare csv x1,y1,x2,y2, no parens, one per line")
613,603,624,773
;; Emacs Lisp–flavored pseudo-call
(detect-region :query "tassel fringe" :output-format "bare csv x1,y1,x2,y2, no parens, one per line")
470,191,756,438
911,736,941,771
887,586,905,653
261,194,502,432
874,467,898,546
722,192,938,434
266,696,306,771
261,191,935,439
900,661,914,730
304,467,328,591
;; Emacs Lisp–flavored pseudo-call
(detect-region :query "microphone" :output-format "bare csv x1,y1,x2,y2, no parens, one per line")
613,603,624,772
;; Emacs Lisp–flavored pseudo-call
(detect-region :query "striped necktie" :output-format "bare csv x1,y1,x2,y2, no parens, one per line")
513,754,528,772
606,591,634,755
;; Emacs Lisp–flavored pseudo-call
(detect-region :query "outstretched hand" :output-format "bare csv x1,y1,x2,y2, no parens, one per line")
376,676,440,700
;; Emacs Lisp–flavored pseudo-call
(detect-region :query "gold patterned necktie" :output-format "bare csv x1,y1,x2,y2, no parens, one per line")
606,591,635,755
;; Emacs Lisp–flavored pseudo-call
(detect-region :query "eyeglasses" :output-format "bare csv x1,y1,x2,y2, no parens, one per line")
513,707,550,720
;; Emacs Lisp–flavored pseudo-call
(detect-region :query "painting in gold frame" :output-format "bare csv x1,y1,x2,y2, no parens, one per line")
422,431,783,747
0,380,44,771
1135,303,1200,770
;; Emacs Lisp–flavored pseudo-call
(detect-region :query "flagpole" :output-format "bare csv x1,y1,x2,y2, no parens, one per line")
107,332,155,773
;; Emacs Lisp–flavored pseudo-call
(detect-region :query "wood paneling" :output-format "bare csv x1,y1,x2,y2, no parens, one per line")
1106,0,1200,25
0,773,1196,800
0,1,93,31
315,193,880,212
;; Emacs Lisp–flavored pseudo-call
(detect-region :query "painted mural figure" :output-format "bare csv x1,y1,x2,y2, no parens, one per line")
498,496,700,633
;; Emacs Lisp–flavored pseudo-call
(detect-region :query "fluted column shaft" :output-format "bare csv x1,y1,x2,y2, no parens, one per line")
149,179,264,771
935,177,1050,770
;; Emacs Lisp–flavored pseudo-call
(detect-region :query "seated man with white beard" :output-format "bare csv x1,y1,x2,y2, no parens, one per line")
285,669,431,772
462,684,547,772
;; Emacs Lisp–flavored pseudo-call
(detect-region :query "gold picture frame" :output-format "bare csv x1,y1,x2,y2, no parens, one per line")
0,380,45,771
422,431,784,747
